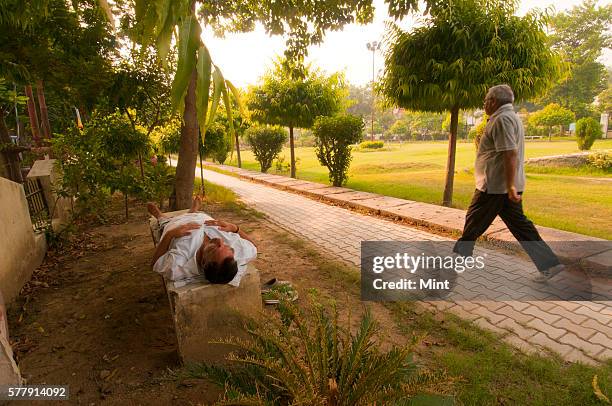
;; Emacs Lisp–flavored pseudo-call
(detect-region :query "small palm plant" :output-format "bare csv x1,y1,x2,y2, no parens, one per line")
186,294,452,405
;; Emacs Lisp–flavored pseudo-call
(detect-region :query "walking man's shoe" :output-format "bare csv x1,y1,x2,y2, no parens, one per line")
532,264,566,283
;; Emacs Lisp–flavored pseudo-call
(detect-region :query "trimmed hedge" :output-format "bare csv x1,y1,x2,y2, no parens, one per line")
359,140,384,149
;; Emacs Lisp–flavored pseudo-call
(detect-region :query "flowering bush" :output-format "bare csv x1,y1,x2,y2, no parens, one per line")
587,152,612,172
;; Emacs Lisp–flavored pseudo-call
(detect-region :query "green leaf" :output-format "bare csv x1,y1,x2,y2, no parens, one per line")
226,80,247,118
196,45,212,138
170,15,201,112
206,67,224,129
221,80,235,152
155,0,175,63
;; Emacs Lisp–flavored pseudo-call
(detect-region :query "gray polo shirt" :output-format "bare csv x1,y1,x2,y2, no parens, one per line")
474,104,525,194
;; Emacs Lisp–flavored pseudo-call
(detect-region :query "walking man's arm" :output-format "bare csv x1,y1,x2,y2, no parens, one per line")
503,149,521,203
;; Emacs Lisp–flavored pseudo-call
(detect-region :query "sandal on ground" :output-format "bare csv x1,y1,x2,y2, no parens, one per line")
261,281,298,305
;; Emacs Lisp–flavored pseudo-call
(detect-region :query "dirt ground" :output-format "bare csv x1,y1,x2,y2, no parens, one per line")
6,195,409,405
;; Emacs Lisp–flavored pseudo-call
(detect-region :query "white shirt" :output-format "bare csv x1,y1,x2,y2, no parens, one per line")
152,212,257,286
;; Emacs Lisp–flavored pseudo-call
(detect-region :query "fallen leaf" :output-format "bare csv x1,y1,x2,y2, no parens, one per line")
104,368,118,381
593,375,610,403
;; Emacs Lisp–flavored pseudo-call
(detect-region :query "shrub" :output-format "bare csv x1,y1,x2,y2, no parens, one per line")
274,155,291,173
96,112,151,160
155,119,181,156
313,114,364,186
468,115,487,149
525,120,547,139
53,112,174,221
359,140,384,149
213,146,229,164
587,152,612,172
200,123,229,163
575,117,602,151
142,163,176,209
186,294,450,405
246,125,287,173
53,127,111,221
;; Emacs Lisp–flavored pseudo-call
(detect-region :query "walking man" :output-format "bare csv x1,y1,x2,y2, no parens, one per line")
453,84,565,283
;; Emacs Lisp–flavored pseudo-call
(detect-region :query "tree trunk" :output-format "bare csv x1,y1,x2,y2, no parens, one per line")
0,110,23,182
25,85,41,146
138,151,145,179
235,132,242,168
289,126,296,178
442,106,459,207
172,69,199,210
36,80,51,140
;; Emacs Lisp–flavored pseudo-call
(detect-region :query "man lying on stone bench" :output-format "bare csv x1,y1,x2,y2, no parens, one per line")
148,195,257,285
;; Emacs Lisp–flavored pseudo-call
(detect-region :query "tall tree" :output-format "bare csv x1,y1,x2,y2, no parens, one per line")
379,0,560,206
542,0,611,117
528,103,575,140
1,0,116,131
346,84,374,117
122,1,243,208
0,0,115,182
120,0,440,208
247,62,346,178
107,47,174,138
596,87,612,115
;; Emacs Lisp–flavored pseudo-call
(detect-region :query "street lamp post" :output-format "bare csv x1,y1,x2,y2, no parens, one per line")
366,41,381,141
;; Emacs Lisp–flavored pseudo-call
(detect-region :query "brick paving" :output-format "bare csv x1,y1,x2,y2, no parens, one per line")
200,168,611,364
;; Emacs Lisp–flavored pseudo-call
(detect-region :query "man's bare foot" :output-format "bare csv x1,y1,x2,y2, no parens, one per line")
147,202,164,219
189,195,202,213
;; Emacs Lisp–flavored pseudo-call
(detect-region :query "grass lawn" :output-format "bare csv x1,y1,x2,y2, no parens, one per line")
221,138,612,239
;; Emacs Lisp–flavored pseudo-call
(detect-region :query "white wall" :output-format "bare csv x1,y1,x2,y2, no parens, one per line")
0,177,46,304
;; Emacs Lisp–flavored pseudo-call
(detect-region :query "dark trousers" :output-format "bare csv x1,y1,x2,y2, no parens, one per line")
453,189,560,272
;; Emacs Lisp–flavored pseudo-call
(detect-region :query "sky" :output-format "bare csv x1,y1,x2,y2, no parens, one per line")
200,0,612,88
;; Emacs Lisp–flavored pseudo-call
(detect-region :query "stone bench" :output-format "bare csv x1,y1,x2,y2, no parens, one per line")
149,210,261,364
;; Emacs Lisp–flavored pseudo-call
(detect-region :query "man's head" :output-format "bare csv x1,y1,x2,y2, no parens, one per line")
484,84,514,115
198,237,238,284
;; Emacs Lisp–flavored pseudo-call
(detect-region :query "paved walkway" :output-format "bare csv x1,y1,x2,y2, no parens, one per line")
203,163,610,274
200,168,612,364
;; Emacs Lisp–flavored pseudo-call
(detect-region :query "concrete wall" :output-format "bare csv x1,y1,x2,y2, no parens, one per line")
0,177,46,304
0,290,21,385
0,178,42,385
27,159,72,231
525,152,591,168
